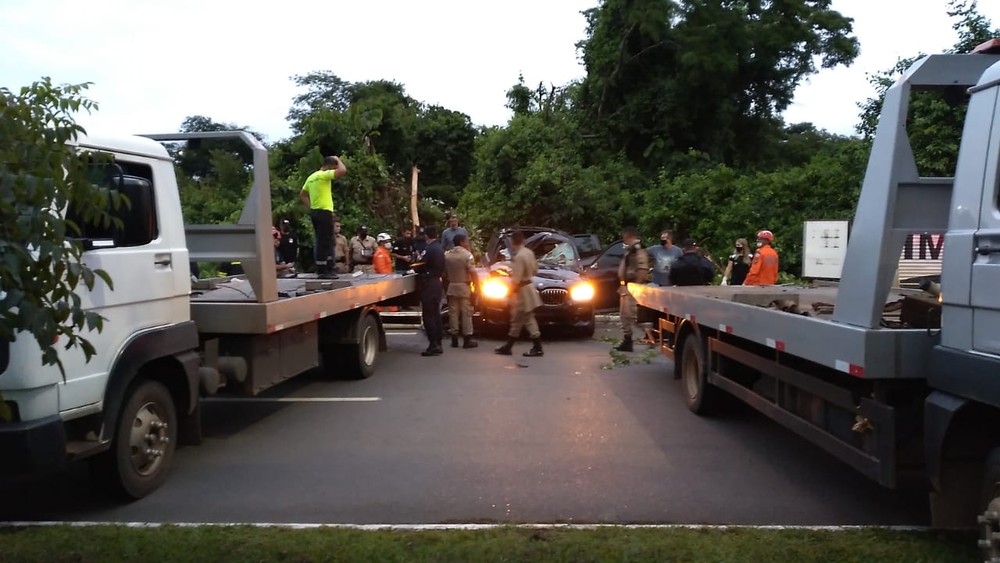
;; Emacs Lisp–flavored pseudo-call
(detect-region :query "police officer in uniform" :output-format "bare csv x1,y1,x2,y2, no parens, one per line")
615,226,650,352
444,234,479,349
495,231,544,357
414,225,446,356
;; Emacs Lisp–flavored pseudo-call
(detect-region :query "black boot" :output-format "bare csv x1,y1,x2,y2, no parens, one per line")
317,264,338,279
451,335,460,348
614,334,634,352
494,339,515,355
523,339,544,357
463,336,479,349
421,342,443,356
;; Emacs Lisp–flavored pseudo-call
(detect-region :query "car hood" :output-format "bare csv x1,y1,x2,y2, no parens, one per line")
479,262,581,287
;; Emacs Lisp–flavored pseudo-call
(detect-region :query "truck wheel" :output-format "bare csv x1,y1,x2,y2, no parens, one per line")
105,380,177,499
325,313,379,380
680,333,717,415
979,448,1000,560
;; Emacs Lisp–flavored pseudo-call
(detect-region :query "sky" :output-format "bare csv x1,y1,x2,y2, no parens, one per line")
2,0,999,143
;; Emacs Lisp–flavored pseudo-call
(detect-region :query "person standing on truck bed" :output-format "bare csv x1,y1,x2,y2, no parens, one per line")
444,233,479,349
350,225,378,274
495,230,544,357
721,238,751,286
615,227,650,352
670,239,715,286
743,230,779,285
415,225,446,356
299,155,347,279
647,229,683,286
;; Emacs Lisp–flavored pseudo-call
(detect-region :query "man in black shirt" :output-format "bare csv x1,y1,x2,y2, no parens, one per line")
414,225,445,356
670,239,716,286
392,227,415,272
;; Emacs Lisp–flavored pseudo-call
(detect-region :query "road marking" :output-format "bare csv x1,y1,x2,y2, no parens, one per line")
386,331,418,335
0,521,930,532
204,397,381,403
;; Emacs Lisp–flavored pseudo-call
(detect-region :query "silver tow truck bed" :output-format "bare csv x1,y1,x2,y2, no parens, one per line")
629,283,939,380
190,273,416,334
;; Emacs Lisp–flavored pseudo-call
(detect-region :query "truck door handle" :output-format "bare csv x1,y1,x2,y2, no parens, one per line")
154,259,172,266
154,253,172,266
975,246,1000,255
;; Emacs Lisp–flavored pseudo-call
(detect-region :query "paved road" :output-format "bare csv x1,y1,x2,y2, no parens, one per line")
0,325,928,525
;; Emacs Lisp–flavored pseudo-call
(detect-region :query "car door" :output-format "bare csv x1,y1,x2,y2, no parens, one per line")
971,103,1000,356
586,241,625,310
59,157,190,412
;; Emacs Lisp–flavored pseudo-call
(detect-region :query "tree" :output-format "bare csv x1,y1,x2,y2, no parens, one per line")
575,0,859,170
856,1,997,177
0,79,119,408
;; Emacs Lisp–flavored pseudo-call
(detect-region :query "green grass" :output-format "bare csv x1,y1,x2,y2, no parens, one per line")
0,525,978,563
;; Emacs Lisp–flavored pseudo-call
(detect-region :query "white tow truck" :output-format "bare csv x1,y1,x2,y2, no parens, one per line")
0,131,415,498
630,42,1000,548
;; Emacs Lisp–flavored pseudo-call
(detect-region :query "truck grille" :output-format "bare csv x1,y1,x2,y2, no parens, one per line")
540,288,568,306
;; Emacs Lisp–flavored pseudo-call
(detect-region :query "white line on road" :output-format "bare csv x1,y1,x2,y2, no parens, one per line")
203,397,381,403
0,521,930,532
385,331,418,335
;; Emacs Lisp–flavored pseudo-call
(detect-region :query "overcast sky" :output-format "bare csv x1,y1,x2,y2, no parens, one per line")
2,0,998,143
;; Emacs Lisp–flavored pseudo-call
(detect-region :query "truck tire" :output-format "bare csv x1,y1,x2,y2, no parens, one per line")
324,313,379,380
99,379,177,499
680,333,718,415
979,448,1000,560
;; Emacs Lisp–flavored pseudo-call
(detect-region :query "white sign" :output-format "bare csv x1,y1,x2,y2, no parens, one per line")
803,220,849,279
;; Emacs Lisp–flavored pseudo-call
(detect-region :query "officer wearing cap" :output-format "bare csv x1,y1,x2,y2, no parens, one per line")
614,226,650,352
350,225,378,274
669,239,715,286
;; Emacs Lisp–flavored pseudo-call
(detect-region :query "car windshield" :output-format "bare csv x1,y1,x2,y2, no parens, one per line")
534,240,577,267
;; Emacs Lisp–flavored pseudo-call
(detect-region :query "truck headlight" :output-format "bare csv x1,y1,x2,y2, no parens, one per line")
570,282,595,302
482,278,509,300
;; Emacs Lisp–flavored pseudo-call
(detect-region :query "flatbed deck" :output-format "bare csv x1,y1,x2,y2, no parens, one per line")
630,283,939,380
190,273,416,334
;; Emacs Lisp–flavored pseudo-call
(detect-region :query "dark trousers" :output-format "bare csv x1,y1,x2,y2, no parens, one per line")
310,209,334,269
421,279,444,346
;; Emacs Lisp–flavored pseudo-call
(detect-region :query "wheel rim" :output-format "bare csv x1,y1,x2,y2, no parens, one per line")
128,400,169,477
980,494,1000,561
361,323,377,367
683,349,700,400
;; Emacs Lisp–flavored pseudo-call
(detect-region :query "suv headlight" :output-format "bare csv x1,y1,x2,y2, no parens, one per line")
482,278,509,300
570,282,595,302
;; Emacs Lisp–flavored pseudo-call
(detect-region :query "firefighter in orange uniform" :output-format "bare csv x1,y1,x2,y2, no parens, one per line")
373,233,394,274
743,230,779,285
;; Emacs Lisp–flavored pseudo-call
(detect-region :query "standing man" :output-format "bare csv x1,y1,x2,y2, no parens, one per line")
373,233,394,274
392,227,415,272
299,155,347,279
744,229,780,286
444,234,479,349
669,239,715,286
495,231,544,357
441,215,468,251
350,225,378,274
615,227,650,352
333,219,350,274
414,226,445,356
646,229,683,286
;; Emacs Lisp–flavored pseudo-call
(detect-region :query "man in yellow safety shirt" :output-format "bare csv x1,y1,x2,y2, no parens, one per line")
299,156,347,279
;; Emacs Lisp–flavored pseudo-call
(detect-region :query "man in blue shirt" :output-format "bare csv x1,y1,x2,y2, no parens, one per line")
646,229,683,286
441,215,468,251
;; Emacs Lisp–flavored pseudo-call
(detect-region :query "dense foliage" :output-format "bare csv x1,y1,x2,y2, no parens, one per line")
165,0,995,276
0,79,118,378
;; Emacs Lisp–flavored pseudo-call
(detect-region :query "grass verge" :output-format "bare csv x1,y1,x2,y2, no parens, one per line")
0,525,978,563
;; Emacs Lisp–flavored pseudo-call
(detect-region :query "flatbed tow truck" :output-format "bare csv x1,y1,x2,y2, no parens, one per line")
0,131,415,498
631,43,1000,552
